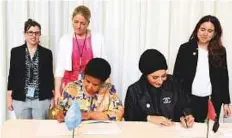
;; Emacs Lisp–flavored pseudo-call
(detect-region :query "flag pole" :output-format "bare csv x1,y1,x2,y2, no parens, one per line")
206,119,209,138
72,129,74,138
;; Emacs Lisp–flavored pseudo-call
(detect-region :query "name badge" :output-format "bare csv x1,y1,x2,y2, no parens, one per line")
78,73,83,81
26,87,35,97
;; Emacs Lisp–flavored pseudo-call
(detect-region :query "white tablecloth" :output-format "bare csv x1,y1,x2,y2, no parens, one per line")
1,119,232,138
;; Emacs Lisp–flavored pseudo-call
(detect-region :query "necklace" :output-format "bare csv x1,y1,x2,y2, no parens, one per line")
74,31,88,80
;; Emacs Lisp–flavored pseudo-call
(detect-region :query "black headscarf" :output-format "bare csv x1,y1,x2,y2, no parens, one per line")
139,49,168,75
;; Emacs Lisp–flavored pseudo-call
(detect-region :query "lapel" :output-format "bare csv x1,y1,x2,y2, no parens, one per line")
138,77,156,115
190,39,198,65
37,45,43,83
19,44,27,69
189,39,214,85
188,39,199,81
37,45,42,67
138,77,175,117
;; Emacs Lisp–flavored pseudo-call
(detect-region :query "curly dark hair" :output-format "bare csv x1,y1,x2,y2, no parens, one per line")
189,15,226,68
84,58,111,82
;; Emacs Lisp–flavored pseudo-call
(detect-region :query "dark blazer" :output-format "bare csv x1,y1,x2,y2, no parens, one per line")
124,75,191,122
173,39,230,116
7,43,54,101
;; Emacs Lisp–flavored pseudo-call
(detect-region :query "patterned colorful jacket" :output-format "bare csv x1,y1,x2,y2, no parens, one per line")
58,80,124,121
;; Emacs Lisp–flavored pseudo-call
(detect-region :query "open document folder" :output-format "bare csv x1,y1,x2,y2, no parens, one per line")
79,120,122,135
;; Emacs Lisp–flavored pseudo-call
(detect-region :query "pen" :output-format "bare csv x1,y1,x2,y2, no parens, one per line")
87,121,111,124
184,118,188,128
183,112,189,128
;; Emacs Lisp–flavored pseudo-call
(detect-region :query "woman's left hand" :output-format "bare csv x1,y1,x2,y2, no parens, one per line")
56,111,65,123
88,111,109,120
82,112,91,120
224,104,231,118
50,98,55,109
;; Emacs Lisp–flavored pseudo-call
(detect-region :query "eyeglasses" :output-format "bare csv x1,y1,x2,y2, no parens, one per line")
26,31,41,36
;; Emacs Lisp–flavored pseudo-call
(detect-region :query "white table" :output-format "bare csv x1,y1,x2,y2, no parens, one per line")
1,119,232,138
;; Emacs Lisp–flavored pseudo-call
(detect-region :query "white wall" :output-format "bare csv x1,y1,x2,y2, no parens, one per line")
0,1,7,126
1,0,232,125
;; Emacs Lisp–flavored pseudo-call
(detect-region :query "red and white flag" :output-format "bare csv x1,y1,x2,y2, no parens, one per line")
207,98,219,133
207,99,216,121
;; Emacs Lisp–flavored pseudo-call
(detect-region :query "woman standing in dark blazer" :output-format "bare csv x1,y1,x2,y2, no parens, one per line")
173,15,231,122
7,19,54,119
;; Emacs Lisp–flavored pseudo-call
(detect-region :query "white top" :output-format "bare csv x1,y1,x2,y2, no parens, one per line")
55,32,106,77
192,47,212,97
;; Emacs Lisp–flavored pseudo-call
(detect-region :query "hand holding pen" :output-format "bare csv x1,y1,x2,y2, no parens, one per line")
180,112,194,128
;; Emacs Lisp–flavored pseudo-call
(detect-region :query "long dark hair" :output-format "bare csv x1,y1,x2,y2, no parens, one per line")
189,15,226,68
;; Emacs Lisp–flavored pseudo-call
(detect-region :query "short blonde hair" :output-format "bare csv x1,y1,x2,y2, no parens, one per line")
72,5,91,23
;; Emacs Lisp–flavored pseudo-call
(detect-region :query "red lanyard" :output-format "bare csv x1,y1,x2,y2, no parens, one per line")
74,31,87,71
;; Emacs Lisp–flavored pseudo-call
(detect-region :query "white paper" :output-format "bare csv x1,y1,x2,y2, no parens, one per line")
174,123,204,138
80,121,121,135
218,124,232,137
174,122,223,138
7,110,16,120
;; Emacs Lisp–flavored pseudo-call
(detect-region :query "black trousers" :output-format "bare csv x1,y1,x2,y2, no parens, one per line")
191,94,222,123
190,95,209,122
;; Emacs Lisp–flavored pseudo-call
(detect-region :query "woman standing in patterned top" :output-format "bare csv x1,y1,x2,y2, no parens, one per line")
7,19,54,119
55,58,124,122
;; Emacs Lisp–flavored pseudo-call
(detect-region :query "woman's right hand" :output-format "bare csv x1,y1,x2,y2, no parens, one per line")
147,115,173,126
54,91,61,106
56,111,65,123
54,77,63,105
7,91,13,111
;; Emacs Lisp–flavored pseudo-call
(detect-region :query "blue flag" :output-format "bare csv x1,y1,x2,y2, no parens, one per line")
65,100,82,131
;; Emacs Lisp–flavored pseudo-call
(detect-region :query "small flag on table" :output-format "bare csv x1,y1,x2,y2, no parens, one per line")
207,98,219,133
65,100,82,137
207,99,216,121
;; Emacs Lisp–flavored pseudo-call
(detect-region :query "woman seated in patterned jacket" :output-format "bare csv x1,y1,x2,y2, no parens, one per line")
54,58,124,122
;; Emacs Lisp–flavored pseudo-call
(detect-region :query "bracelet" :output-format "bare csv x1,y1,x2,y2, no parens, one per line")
147,115,150,121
